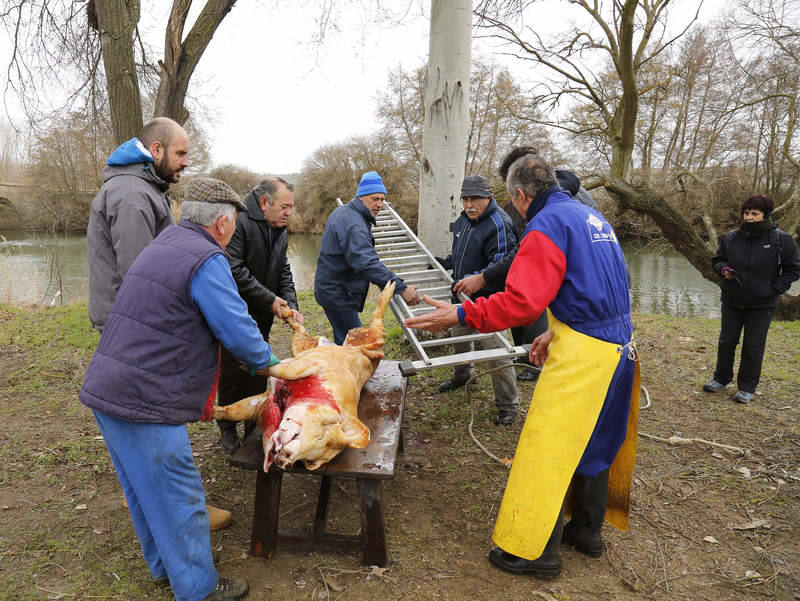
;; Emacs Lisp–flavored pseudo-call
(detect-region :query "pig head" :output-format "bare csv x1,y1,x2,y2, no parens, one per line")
214,281,394,471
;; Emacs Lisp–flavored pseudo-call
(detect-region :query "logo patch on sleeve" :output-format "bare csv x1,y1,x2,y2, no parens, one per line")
586,213,618,244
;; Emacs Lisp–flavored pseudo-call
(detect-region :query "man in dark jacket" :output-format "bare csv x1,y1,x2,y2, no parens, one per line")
436,175,520,426
217,177,302,452
80,177,276,601
87,117,188,331
315,171,420,344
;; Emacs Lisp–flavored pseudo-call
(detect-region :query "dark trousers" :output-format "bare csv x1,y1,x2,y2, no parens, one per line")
511,311,549,350
323,307,362,345
713,304,774,393
218,347,269,436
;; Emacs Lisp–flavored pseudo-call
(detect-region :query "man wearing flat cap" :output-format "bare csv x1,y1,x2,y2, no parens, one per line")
434,174,520,426
80,176,276,601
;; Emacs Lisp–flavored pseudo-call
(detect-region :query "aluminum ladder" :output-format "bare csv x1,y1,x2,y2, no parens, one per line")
336,198,528,377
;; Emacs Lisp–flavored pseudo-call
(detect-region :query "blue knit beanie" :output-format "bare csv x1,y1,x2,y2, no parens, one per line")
356,171,387,197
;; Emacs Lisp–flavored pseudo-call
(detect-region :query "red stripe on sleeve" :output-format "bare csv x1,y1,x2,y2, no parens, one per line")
462,230,566,332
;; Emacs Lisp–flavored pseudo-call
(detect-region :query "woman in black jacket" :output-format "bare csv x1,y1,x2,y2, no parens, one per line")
703,194,800,403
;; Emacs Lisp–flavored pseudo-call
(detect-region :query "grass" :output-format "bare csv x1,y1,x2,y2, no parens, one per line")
0,298,798,600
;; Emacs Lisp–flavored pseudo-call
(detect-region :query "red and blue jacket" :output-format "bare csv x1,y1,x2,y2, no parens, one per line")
458,186,632,345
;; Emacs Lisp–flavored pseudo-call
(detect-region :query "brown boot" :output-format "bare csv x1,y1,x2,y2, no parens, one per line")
207,504,232,531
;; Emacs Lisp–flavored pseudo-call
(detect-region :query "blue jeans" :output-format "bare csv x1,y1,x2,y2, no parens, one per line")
323,307,362,345
92,410,218,601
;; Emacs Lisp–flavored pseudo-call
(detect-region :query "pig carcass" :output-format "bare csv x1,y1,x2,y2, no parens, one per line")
213,281,396,471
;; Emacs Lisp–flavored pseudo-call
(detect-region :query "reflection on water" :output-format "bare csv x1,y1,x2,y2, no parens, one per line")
0,230,88,306
6,229,792,319
622,241,721,318
286,233,321,292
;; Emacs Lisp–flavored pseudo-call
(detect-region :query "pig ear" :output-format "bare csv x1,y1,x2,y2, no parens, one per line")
341,415,370,449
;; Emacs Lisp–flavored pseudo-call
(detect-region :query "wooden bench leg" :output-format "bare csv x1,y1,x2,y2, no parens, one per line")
250,468,282,558
358,479,387,567
313,475,333,535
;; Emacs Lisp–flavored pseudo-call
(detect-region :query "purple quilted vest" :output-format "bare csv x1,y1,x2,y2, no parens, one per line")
80,220,223,423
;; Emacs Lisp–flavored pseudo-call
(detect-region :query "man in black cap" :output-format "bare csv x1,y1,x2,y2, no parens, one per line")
434,174,520,426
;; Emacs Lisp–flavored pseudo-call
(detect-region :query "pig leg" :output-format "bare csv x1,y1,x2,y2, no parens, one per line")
212,393,268,422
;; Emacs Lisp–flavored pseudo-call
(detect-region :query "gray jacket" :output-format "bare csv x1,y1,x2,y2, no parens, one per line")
87,162,173,330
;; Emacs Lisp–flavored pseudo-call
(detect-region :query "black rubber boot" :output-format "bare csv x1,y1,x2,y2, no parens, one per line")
217,420,240,454
562,469,609,558
488,509,563,579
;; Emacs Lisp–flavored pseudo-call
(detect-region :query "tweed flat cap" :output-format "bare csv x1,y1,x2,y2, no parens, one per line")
185,177,247,211
461,174,492,198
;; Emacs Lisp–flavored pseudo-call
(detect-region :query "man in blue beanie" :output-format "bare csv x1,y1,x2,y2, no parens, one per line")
315,170,420,344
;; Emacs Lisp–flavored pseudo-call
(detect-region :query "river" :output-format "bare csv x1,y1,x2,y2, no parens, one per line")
0,229,745,318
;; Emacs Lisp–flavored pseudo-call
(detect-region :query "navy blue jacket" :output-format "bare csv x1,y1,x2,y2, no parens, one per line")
80,221,271,424
443,198,518,299
314,198,407,311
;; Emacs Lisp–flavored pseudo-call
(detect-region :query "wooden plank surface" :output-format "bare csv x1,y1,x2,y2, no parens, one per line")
230,360,406,479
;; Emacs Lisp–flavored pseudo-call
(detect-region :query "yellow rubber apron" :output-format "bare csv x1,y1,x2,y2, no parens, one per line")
492,311,639,560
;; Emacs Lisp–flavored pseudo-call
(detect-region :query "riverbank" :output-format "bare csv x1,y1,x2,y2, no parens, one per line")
1,298,798,600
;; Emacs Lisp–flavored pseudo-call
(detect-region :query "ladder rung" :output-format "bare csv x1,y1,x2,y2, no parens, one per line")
419,332,497,347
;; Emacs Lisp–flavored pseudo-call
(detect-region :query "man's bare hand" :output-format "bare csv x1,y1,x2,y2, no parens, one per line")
403,295,459,332
529,330,554,366
453,273,485,297
288,309,304,325
401,285,421,305
270,296,289,317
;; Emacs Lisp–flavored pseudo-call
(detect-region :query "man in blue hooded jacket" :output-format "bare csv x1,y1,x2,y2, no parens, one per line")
87,117,189,332
314,171,420,344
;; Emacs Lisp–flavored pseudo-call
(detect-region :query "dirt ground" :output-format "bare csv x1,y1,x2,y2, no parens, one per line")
0,303,798,601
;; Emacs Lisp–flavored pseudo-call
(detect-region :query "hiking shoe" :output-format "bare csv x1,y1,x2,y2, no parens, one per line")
202,577,249,601
495,410,516,426
153,575,170,588
732,390,753,404
702,380,725,393
438,378,468,393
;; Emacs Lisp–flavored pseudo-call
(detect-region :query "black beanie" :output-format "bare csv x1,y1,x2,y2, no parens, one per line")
555,169,581,195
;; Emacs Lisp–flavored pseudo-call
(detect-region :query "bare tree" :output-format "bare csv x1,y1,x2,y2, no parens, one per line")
376,57,556,190
3,0,236,144
418,0,473,256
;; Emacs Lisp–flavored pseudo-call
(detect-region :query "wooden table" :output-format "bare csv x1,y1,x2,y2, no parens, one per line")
228,360,406,567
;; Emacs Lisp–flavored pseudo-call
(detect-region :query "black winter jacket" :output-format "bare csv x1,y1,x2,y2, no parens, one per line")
712,220,800,309
227,190,298,337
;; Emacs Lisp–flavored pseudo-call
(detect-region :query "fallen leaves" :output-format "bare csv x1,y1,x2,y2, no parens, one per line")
732,518,771,530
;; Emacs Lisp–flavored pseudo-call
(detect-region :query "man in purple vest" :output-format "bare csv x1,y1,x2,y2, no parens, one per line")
80,177,275,601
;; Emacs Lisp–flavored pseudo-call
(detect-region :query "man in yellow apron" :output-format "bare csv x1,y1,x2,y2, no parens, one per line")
405,151,638,579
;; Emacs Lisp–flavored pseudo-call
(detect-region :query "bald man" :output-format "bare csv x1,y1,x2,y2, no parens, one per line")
87,117,189,331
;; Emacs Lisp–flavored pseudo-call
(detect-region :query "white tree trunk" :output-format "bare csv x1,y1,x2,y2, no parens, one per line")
418,0,472,255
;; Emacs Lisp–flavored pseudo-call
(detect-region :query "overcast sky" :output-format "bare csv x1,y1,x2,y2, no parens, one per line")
2,1,728,176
